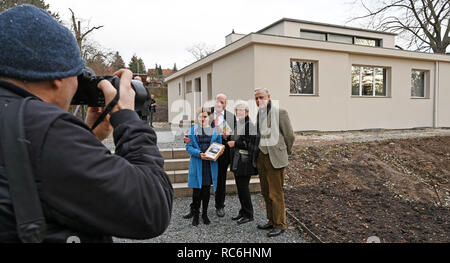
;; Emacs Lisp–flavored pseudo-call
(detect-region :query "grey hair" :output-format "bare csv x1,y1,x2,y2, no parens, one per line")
254,88,270,95
216,93,227,100
234,100,249,111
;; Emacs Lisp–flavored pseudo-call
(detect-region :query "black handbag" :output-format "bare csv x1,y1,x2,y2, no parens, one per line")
231,150,258,176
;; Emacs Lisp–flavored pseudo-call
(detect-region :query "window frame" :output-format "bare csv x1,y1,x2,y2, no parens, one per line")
411,69,429,99
351,65,390,98
186,80,192,94
300,30,327,41
289,59,319,96
300,30,381,47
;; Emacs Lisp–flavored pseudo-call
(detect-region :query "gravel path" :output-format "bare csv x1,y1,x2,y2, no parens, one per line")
114,194,309,243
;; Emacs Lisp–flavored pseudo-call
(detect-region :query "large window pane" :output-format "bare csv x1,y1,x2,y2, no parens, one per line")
352,66,361,96
362,67,374,96
352,66,387,97
290,61,315,95
300,31,326,41
329,34,353,44
186,81,192,93
355,38,378,47
411,70,425,97
375,68,386,96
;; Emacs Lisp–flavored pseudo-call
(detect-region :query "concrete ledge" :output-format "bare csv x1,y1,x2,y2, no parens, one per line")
159,148,173,159
164,158,190,171
173,148,190,159
173,178,261,198
170,170,235,183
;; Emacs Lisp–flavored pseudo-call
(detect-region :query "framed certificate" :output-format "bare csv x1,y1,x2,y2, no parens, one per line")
204,142,225,161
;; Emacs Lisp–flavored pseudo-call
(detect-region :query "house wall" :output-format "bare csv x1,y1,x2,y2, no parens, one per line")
260,22,285,36
260,20,396,48
254,44,442,131
167,46,255,123
438,62,450,127
167,34,450,131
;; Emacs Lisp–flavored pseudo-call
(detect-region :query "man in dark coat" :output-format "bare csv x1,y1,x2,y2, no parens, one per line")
0,5,173,243
209,94,236,217
149,94,157,128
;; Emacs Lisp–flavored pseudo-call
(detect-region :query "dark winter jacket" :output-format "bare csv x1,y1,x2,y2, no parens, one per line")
230,116,258,173
0,81,173,243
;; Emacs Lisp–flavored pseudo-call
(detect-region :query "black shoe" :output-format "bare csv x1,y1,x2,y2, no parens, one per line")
216,208,225,218
192,214,199,226
257,223,274,230
202,214,211,225
183,210,195,219
237,217,254,225
232,214,243,221
267,228,285,237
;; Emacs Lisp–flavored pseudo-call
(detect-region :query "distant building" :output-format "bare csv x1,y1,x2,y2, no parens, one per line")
166,18,450,131
147,68,176,88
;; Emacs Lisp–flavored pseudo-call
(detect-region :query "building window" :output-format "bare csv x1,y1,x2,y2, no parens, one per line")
186,81,192,94
411,70,427,98
178,83,181,96
300,30,327,41
352,66,387,97
300,30,381,47
355,37,379,47
290,60,315,95
328,33,353,44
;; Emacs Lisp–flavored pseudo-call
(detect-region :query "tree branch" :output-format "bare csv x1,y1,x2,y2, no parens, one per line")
81,26,104,39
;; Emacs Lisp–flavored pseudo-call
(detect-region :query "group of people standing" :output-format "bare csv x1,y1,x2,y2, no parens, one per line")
183,89,295,238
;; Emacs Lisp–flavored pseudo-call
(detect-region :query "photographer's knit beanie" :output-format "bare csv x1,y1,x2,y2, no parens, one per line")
0,4,85,81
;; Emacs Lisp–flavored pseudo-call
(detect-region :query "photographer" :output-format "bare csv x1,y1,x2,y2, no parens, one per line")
0,5,173,243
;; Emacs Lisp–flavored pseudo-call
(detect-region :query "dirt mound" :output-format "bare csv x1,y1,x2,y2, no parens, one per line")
285,136,450,243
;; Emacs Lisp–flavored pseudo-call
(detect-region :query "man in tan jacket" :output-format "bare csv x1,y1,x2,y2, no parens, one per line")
254,88,295,237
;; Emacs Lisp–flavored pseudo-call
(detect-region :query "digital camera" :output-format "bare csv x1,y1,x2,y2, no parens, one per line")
71,68,151,115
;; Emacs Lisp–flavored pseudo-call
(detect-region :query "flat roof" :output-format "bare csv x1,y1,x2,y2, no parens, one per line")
257,18,398,36
166,33,449,82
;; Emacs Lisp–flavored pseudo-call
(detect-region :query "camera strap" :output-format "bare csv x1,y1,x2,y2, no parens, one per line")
90,80,120,131
0,85,46,243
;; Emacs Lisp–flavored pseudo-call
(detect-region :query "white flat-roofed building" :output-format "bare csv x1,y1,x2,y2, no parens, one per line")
166,18,450,131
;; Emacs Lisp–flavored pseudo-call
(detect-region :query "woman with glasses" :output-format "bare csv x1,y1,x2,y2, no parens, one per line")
227,101,258,225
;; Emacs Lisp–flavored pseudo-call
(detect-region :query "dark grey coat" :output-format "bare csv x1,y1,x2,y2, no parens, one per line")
0,82,173,243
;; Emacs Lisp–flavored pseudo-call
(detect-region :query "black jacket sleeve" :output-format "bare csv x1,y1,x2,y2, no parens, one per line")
36,109,173,239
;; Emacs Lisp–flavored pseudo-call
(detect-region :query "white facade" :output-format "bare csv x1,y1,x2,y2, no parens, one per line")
166,18,450,132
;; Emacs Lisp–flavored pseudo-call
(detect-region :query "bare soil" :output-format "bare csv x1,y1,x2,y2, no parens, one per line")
285,134,450,243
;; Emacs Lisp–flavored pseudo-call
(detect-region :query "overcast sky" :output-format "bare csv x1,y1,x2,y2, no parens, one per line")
46,0,366,70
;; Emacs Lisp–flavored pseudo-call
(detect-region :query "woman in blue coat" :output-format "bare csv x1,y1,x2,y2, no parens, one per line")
185,107,222,226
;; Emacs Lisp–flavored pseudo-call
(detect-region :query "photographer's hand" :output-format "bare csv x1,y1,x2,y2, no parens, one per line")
85,107,113,141
97,69,135,114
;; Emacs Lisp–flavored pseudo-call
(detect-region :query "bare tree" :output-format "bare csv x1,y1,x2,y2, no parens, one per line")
349,0,449,54
68,8,106,119
69,8,103,52
186,42,216,61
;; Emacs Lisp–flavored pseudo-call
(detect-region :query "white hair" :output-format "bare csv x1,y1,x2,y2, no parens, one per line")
216,93,227,100
254,88,270,95
234,100,249,111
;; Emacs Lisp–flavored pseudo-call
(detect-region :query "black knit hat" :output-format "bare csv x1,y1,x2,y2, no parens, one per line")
0,4,85,81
